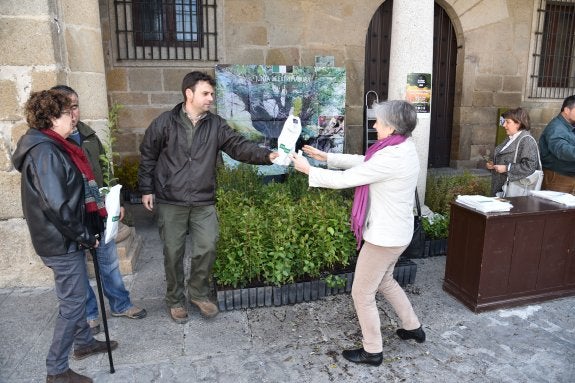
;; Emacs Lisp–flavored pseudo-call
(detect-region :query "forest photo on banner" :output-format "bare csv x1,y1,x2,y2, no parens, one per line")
215,64,346,175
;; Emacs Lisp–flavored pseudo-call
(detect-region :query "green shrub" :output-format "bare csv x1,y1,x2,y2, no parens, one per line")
113,157,140,193
425,171,490,216
214,165,356,288
422,214,449,240
423,171,490,239
99,103,123,188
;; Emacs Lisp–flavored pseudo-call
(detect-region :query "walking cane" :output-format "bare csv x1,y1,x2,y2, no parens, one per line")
90,242,115,373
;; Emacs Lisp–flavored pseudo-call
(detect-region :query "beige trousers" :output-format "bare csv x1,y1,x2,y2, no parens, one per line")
352,241,421,353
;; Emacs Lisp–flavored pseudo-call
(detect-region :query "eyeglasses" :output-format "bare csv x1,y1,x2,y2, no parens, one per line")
61,110,71,116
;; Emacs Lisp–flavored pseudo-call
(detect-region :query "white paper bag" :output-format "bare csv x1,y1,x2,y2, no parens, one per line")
102,184,122,244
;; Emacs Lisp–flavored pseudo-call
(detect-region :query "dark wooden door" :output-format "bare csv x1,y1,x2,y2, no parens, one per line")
364,2,457,166
429,3,457,168
363,0,393,152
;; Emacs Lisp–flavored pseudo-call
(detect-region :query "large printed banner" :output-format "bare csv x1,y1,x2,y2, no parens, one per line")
215,64,346,174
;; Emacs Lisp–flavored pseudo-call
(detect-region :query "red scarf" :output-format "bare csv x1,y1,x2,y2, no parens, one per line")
350,134,407,249
42,129,107,219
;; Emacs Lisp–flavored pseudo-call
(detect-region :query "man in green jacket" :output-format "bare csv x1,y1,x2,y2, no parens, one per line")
139,71,278,323
539,95,575,194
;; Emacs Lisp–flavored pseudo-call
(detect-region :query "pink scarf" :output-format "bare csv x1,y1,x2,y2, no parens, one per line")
350,134,407,249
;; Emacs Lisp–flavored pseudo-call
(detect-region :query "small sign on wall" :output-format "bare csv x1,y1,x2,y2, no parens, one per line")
406,73,431,114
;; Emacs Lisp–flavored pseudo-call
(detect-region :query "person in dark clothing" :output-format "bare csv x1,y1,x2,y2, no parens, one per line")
51,85,147,336
12,90,118,383
539,95,575,194
139,71,278,323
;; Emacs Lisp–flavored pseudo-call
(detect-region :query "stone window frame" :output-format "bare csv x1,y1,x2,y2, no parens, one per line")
528,0,575,99
111,0,219,62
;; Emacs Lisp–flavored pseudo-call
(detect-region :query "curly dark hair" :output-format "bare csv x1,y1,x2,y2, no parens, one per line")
25,90,71,130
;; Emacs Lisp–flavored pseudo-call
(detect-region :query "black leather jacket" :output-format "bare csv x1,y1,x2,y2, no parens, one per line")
139,103,273,206
12,129,97,256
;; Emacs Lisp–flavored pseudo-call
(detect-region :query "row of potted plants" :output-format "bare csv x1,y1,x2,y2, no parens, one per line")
113,155,489,292
115,157,489,260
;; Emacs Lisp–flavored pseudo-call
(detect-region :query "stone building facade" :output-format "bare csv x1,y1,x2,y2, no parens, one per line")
1,0,572,286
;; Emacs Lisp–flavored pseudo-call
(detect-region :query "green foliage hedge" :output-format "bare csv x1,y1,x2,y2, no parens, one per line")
423,171,491,239
214,164,356,288
425,171,491,216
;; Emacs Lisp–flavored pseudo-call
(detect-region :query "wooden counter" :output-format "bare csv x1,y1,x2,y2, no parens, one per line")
443,196,575,312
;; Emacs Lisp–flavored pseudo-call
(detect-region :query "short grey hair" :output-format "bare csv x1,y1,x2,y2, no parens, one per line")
372,100,418,137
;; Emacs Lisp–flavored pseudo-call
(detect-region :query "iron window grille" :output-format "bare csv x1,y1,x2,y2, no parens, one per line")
114,0,218,61
529,0,575,98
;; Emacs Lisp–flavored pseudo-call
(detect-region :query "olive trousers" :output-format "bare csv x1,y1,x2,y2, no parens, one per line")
156,203,219,308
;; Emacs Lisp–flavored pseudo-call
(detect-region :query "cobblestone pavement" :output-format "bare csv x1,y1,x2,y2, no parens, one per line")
1,205,573,383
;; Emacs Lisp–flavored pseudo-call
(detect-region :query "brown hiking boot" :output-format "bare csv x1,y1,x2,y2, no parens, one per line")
46,368,92,382
73,339,118,360
111,305,147,319
190,298,219,318
168,306,189,324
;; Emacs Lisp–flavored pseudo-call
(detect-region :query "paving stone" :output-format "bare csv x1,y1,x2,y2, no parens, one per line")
0,204,573,383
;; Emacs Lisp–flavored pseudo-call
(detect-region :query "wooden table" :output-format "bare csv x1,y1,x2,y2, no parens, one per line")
443,196,575,313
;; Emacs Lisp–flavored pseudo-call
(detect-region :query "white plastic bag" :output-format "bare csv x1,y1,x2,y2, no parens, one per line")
102,184,122,244
273,115,302,166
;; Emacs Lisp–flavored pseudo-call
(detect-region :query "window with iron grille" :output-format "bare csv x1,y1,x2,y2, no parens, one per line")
529,0,575,98
114,0,218,61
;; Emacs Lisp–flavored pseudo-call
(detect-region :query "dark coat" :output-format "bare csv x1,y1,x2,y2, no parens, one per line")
539,114,575,177
139,103,272,206
12,129,97,256
76,121,105,187
491,131,540,196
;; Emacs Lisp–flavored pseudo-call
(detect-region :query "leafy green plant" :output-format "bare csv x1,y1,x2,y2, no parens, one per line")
423,171,490,240
99,103,123,189
422,213,449,240
113,156,140,193
214,165,356,288
324,274,347,289
425,171,490,216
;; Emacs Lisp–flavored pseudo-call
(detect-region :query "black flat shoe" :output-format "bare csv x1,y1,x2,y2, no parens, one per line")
341,348,383,366
396,326,426,343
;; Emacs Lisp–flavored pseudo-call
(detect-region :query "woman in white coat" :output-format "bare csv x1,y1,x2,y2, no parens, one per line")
290,100,425,366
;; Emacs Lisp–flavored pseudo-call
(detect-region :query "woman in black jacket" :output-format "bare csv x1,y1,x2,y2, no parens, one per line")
12,90,117,383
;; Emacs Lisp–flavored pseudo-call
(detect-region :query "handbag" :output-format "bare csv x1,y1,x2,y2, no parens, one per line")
502,135,544,197
401,188,425,258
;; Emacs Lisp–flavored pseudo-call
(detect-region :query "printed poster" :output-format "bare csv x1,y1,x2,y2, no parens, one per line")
215,64,346,174
406,73,431,114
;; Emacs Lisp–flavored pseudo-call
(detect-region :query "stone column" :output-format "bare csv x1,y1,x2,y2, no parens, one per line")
387,0,434,199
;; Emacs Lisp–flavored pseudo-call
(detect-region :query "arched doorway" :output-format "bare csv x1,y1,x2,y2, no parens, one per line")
363,0,392,152
430,3,457,168
364,1,457,168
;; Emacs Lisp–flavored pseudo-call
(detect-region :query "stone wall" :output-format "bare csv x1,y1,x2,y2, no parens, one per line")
98,0,384,157
0,0,110,287
443,0,563,167
97,0,564,168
